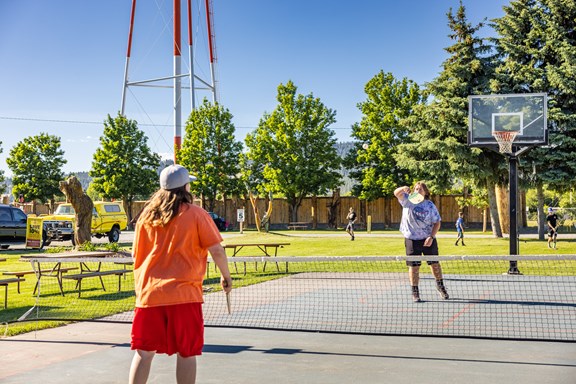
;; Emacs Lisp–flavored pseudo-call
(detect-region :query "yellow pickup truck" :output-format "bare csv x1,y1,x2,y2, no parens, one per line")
41,201,128,246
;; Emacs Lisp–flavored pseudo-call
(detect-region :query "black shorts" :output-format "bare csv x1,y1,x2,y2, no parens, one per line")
405,238,439,267
548,229,557,237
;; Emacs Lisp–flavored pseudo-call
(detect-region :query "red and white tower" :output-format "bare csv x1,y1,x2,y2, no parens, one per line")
120,0,218,163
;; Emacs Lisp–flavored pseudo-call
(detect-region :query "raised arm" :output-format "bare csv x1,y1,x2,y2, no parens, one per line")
394,186,410,200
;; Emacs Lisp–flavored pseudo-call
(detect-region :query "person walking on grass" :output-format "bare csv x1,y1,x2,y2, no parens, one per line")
394,182,449,303
455,212,465,246
546,207,559,249
345,207,357,241
129,165,232,384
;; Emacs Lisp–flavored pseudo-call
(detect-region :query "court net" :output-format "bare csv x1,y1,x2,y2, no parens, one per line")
8,255,576,342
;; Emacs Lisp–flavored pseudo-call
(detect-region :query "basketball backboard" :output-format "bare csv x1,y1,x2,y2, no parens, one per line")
468,93,548,149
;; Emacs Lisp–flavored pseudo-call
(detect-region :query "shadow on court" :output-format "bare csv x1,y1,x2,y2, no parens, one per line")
1,321,575,384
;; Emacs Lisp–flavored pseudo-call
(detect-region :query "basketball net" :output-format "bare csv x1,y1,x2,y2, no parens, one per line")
493,131,518,154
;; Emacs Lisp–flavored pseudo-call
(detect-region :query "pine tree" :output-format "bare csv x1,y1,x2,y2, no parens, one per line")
491,0,576,239
396,2,505,236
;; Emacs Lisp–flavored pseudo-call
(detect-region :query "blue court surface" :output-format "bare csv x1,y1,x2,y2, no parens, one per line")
1,321,575,383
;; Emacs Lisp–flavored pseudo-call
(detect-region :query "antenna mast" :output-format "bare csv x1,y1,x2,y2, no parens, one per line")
120,0,218,163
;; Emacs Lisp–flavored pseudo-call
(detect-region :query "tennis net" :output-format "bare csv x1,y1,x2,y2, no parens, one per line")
9,255,576,342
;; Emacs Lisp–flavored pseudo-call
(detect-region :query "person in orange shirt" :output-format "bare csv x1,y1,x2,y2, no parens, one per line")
129,165,232,384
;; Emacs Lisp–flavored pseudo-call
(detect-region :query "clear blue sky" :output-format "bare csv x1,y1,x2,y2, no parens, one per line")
0,0,509,177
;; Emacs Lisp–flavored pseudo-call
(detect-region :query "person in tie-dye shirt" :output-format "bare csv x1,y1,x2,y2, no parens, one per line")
394,182,449,303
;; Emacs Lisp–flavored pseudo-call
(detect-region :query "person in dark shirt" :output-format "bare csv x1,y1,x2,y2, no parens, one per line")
345,207,357,241
546,207,559,249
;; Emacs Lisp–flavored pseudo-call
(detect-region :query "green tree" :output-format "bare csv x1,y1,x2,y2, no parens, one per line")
395,2,506,237
0,142,5,194
491,0,576,239
90,113,160,223
179,99,244,213
344,71,423,200
6,133,66,213
245,81,341,222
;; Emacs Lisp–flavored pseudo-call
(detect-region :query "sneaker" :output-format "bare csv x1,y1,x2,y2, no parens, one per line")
351,235,354,241
462,243,466,246
455,242,458,246
548,242,552,248
436,285,449,300
412,292,422,303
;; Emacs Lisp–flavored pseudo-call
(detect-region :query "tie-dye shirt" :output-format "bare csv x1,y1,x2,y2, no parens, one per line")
398,193,441,240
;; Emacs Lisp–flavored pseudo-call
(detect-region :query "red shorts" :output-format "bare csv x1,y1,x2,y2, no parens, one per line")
131,302,204,357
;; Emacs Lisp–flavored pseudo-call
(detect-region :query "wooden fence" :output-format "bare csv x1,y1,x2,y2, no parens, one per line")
17,194,489,231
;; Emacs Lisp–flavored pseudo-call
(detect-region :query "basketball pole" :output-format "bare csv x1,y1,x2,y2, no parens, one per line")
507,153,521,274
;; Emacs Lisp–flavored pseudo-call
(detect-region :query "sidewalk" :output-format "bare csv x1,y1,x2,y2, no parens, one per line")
1,321,575,383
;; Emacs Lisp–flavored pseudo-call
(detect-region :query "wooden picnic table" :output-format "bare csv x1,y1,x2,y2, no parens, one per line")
20,251,133,297
287,222,310,230
221,242,291,275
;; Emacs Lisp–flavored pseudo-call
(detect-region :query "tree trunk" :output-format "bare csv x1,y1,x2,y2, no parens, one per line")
59,176,93,246
536,183,545,240
311,196,317,229
326,189,341,229
383,197,391,229
248,192,261,232
496,184,509,235
487,180,502,237
520,190,527,228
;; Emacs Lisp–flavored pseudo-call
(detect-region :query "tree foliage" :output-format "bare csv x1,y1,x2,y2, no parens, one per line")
344,71,423,200
244,81,341,221
90,113,160,222
6,133,66,209
396,3,500,192
179,99,244,212
0,142,5,194
491,0,576,237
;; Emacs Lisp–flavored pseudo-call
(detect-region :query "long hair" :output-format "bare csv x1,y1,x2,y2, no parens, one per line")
414,181,431,200
137,186,193,227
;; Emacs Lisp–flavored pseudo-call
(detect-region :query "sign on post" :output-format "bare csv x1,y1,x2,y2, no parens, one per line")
26,217,44,249
237,208,245,234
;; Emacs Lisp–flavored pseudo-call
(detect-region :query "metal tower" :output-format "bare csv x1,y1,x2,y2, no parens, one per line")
120,0,218,163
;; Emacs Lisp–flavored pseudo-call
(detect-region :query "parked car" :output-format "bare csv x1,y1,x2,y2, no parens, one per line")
40,201,128,246
0,204,28,242
208,212,228,231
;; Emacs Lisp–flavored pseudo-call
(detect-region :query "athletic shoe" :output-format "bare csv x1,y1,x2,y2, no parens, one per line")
436,285,449,300
548,243,552,248
455,242,458,246
351,235,354,241
412,292,421,303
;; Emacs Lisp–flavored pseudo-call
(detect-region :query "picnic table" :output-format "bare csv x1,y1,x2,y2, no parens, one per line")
21,251,133,297
287,222,310,230
221,242,291,275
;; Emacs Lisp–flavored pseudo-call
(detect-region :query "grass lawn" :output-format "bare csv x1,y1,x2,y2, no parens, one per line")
1,230,574,337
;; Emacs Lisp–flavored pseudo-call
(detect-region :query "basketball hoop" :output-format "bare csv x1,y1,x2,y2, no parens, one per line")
493,131,518,154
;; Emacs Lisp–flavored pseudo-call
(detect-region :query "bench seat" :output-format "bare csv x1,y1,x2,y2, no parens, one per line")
3,267,79,293
0,277,25,309
62,270,131,297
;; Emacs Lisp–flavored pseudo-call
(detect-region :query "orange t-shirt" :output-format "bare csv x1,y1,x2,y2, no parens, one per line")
132,204,223,308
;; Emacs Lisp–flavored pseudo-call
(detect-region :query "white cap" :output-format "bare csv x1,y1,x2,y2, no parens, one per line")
159,165,197,190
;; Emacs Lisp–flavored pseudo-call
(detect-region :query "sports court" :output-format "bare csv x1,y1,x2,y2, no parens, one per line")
2,252,576,383
2,320,575,383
